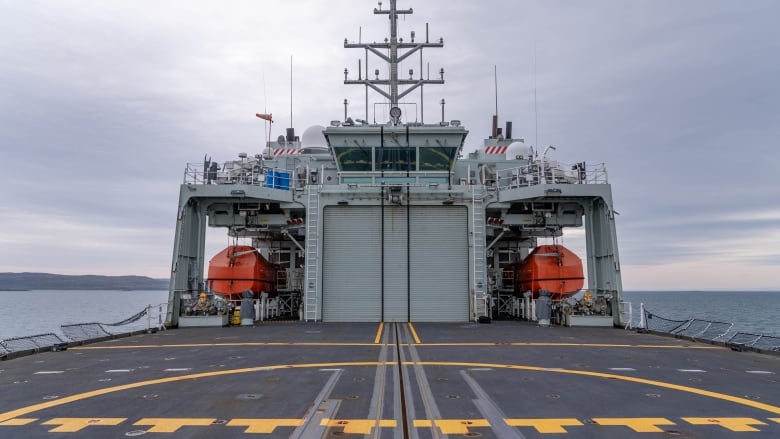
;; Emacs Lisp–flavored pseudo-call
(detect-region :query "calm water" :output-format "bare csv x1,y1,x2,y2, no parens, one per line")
0,290,168,340
622,290,780,337
1,290,778,340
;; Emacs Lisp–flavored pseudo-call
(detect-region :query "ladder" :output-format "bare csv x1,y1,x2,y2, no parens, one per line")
276,270,288,291
471,188,488,320
304,185,321,321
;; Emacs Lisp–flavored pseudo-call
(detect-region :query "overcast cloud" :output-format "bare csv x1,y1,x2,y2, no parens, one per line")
1,0,778,290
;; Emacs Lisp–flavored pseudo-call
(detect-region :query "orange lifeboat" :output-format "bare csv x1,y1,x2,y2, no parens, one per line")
206,245,280,299
505,245,584,300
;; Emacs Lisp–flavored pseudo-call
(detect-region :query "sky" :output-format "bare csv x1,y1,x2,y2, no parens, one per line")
1,0,778,291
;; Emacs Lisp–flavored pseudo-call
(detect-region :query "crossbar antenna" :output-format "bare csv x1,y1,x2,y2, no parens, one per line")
343,0,446,123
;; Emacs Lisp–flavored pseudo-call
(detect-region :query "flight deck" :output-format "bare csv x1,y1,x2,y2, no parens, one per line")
1,322,779,438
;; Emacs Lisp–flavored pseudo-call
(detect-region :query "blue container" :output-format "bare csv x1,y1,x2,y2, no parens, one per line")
264,170,274,188
277,171,290,190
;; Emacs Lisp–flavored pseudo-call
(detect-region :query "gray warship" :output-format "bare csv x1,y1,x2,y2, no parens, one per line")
1,2,778,437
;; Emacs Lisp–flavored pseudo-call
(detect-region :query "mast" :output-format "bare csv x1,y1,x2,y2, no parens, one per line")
344,0,445,122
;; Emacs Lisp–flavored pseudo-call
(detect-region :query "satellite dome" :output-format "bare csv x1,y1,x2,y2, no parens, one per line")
301,125,327,147
506,141,533,160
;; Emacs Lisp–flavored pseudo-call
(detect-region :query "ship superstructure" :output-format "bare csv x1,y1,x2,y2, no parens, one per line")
166,0,622,326
8,4,780,437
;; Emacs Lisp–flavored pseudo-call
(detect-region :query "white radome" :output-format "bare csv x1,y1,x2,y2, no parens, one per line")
506,141,533,160
301,125,327,147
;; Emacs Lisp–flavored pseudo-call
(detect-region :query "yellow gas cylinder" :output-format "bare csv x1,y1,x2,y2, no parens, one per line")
231,309,241,325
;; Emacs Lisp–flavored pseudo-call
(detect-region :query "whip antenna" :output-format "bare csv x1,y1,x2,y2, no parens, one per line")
534,40,538,154
494,65,498,119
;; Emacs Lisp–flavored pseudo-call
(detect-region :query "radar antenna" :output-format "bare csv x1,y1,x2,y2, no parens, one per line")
343,0,445,124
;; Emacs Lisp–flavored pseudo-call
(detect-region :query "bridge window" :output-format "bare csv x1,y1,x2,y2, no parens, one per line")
375,147,417,172
334,147,373,172
419,147,457,171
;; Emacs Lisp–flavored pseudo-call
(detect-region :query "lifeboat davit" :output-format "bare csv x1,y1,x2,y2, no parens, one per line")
206,245,280,299
505,245,584,300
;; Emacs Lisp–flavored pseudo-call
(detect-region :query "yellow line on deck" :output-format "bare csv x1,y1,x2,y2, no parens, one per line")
71,341,718,350
374,322,384,344
409,362,780,416
73,342,380,350
134,418,216,433
681,417,768,432
407,322,421,344
3,360,780,423
504,418,583,433
7,417,780,434
42,417,126,433
414,342,719,349
0,362,382,424
0,418,37,426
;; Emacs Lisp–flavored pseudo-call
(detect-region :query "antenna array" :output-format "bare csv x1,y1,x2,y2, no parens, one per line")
343,0,446,123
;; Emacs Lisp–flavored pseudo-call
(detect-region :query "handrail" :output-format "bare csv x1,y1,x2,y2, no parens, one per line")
637,307,773,351
495,162,608,190
183,162,295,188
1,304,169,354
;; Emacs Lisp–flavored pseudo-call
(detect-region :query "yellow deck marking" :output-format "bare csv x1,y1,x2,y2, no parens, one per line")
4,417,780,433
591,417,675,432
0,362,380,423
505,418,583,433
407,322,421,344
321,418,397,434
416,342,719,349
0,418,37,426
74,342,380,349
134,418,216,432
72,341,719,350
682,417,768,432
3,361,780,424
41,418,126,432
413,419,490,434
413,362,780,416
226,418,304,433
374,322,384,344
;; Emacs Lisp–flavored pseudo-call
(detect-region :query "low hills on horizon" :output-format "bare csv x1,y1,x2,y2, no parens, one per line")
0,272,168,291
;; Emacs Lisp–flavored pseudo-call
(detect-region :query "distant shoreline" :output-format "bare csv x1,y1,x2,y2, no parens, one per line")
0,288,166,292
0,272,168,291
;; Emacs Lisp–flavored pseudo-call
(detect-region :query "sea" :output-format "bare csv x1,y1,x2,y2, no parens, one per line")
622,290,780,338
0,290,778,341
0,290,169,341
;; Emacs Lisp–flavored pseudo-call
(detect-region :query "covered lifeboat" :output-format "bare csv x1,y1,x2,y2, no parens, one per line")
504,244,584,300
206,245,280,299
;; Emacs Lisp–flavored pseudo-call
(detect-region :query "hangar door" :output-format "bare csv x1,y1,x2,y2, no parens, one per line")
409,206,468,321
322,205,468,322
321,206,381,322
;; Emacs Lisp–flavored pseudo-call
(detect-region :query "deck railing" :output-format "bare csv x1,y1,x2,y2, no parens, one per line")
495,162,608,190
625,302,780,353
183,162,301,188
0,303,167,358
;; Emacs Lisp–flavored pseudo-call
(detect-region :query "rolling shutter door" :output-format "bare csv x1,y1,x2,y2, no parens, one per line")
322,206,381,322
383,206,409,322
410,206,469,321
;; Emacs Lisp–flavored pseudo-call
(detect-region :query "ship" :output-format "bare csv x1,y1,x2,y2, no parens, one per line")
165,0,622,326
1,2,778,438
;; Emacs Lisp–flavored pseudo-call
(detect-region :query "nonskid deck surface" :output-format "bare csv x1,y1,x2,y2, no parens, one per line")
1,322,779,438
